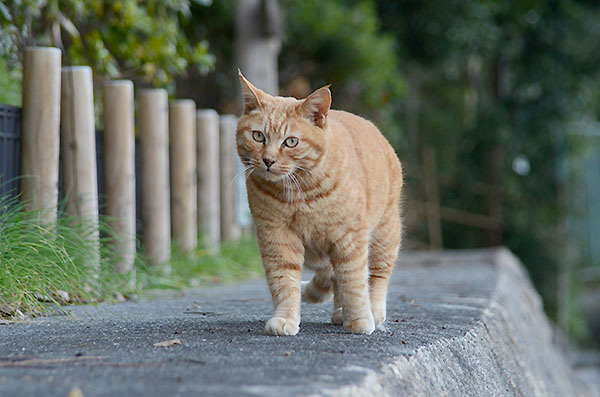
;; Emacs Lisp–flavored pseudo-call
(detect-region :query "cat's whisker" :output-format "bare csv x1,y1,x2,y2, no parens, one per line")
230,164,254,186
287,176,293,204
244,167,255,181
285,175,293,205
295,165,313,174
294,166,316,186
293,170,315,191
281,176,288,203
289,172,306,204
279,176,285,202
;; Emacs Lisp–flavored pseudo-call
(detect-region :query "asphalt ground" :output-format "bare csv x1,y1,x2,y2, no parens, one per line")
0,251,505,396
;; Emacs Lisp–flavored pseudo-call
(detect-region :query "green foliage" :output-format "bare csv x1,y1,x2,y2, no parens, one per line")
139,237,263,290
376,0,600,322
0,196,134,317
280,0,404,140
0,192,262,318
174,0,404,133
0,57,21,106
0,0,215,86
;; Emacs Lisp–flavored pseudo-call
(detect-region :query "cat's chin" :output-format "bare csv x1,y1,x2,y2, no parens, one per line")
258,170,286,182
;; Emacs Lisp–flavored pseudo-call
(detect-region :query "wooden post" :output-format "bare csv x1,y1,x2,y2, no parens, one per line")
103,80,137,274
60,66,100,271
196,109,220,252
139,89,171,267
219,115,240,242
21,47,61,225
169,99,197,254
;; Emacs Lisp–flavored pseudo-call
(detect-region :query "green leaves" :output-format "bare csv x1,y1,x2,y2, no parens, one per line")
0,0,215,86
280,0,404,139
375,0,600,326
0,3,12,23
0,58,21,106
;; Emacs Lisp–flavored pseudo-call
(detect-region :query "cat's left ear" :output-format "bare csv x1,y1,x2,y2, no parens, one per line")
300,85,331,128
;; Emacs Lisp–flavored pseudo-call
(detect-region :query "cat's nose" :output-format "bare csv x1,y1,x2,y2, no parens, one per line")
263,157,276,169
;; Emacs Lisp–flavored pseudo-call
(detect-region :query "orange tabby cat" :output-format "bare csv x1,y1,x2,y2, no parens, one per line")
236,71,403,335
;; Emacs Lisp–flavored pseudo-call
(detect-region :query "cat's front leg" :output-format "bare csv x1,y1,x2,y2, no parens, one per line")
257,226,305,336
330,228,375,335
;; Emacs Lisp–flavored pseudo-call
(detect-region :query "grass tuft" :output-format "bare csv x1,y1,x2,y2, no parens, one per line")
1,196,98,316
0,193,262,319
138,237,264,290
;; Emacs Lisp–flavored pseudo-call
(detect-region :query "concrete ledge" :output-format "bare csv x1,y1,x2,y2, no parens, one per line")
0,248,589,396
331,248,586,396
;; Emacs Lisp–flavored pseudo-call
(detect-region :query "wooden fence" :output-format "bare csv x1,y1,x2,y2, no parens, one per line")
8,46,244,275
0,104,21,200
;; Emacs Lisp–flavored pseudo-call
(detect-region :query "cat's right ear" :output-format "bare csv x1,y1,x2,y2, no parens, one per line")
239,69,264,114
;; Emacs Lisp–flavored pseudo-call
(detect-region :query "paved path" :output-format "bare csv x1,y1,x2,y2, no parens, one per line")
0,249,591,396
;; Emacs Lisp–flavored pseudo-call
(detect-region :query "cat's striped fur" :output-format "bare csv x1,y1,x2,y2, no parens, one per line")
236,72,403,335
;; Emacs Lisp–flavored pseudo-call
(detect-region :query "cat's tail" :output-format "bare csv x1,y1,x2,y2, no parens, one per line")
301,273,333,303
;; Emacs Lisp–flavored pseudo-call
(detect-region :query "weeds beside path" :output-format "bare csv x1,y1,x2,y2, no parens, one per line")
0,195,262,320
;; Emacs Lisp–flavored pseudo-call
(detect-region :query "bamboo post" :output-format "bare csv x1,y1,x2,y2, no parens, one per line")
196,109,220,252
219,115,240,242
139,89,171,267
103,80,137,274
60,66,100,271
21,47,62,225
169,99,197,254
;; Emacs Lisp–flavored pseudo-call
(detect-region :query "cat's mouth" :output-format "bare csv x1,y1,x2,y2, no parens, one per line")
259,168,286,181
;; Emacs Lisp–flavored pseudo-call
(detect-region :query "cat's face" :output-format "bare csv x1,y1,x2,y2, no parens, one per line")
236,72,331,183
237,101,325,182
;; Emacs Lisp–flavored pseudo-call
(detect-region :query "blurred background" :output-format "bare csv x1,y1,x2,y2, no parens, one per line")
1,0,600,346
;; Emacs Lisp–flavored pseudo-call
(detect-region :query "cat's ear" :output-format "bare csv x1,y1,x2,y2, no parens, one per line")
238,69,265,114
300,85,331,128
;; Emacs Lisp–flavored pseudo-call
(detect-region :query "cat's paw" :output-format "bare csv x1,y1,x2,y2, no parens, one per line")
343,317,375,335
372,307,386,328
265,317,300,336
331,308,343,325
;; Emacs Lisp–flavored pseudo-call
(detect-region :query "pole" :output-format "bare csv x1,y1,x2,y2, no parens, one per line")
196,109,220,252
60,66,100,272
139,89,171,267
219,115,240,242
170,99,197,254
21,47,61,226
103,80,137,274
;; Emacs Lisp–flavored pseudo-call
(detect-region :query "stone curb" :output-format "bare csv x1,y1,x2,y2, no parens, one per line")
320,248,589,397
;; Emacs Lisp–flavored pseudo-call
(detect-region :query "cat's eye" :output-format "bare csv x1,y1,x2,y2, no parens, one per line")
252,130,265,143
283,137,299,148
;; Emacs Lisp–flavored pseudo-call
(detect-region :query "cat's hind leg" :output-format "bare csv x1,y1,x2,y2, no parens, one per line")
302,244,333,303
301,247,333,304
301,271,333,303
300,249,343,325
330,276,343,325
368,204,401,328
330,226,375,334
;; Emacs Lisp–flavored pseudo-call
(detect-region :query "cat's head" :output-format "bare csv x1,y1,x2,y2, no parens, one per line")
236,71,331,182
